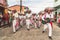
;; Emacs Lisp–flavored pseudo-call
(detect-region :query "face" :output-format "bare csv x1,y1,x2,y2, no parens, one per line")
47,10,51,14
28,12,30,14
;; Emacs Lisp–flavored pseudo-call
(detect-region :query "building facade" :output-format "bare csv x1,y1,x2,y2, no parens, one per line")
54,0,60,14
0,0,7,6
0,0,8,15
0,0,8,26
8,5,29,14
54,0,60,21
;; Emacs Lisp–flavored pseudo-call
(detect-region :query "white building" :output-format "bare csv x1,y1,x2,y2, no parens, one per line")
54,0,60,21
54,0,60,14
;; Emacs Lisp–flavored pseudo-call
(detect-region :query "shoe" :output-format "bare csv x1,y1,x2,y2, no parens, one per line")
48,36,52,40
27,29,30,31
42,31,45,33
37,27,40,29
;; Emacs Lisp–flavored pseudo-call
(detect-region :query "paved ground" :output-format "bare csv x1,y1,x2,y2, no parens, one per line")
0,23,60,40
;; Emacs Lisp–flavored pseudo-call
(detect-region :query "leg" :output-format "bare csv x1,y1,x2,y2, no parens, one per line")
26,20,30,30
43,24,48,31
47,23,52,39
16,20,19,30
12,20,16,32
20,20,23,27
47,23,52,37
35,23,37,28
38,21,41,28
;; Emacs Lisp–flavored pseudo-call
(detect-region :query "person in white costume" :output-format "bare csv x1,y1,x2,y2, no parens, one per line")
26,11,32,30
37,12,42,28
12,10,19,33
42,10,53,39
31,13,38,29
23,14,26,25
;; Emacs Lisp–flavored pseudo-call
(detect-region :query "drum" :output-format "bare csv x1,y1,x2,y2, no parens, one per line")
42,18,50,24
42,20,46,24
45,18,50,23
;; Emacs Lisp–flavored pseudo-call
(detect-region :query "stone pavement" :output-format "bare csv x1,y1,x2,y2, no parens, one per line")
0,23,60,40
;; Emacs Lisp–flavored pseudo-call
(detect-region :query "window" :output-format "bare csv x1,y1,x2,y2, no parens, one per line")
55,0,58,2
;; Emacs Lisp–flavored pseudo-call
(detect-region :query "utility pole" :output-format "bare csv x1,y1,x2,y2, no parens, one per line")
20,0,22,13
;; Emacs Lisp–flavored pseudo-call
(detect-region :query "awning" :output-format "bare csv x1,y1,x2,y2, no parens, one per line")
54,5,60,11
0,3,7,8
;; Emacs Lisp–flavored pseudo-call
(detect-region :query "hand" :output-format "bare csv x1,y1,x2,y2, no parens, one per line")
45,20,47,22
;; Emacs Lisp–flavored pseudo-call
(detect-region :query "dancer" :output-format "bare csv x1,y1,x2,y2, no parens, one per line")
57,13,60,27
38,12,42,28
12,10,19,33
26,10,32,30
42,9,53,39
31,13,37,28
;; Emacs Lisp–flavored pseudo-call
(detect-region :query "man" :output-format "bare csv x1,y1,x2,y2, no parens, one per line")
50,10,54,28
31,13,37,29
42,10,53,39
0,14,3,27
12,10,19,33
8,10,12,26
57,13,60,27
23,14,26,25
38,12,42,28
26,10,32,30
19,14,24,27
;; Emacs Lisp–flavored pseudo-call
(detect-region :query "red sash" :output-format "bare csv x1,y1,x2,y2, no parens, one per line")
15,20,19,28
50,22,53,29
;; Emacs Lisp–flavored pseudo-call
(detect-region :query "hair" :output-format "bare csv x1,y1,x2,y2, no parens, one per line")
28,10,31,13
12,10,17,13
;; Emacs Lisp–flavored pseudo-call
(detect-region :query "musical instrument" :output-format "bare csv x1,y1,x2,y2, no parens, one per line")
42,18,50,24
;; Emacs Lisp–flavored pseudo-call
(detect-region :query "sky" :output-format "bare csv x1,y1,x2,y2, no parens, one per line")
7,0,54,13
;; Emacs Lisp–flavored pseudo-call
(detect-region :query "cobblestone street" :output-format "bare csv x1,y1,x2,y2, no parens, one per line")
0,23,60,40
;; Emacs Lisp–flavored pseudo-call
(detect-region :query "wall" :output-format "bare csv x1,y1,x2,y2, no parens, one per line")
0,0,7,6
8,5,24,14
54,0,60,7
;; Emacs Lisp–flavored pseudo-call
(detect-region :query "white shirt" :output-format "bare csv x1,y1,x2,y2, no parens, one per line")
23,16,26,19
42,13,50,21
19,15,23,19
8,11,12,14
13,12,18,18
26,13,32,18
50,12,54,18
42,14,45,21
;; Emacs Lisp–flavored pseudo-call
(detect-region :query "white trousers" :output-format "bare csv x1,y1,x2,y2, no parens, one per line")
20,19,23,25
26,19,31,29
12,20,16,32
38,21,41,27
43,23,52,36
